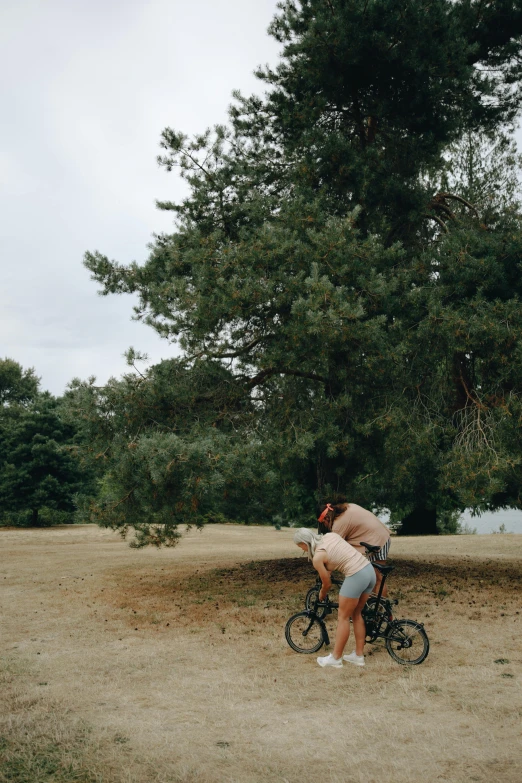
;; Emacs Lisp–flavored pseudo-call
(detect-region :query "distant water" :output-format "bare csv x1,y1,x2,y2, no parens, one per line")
379,508,522,534
459,508,522,534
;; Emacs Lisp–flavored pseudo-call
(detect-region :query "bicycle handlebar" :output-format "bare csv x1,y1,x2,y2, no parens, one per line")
310,593,336,611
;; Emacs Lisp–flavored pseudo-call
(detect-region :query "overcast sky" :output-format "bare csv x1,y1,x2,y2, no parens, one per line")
1,0,281,395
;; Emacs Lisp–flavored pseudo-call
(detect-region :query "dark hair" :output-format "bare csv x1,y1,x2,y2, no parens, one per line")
318,495,348,532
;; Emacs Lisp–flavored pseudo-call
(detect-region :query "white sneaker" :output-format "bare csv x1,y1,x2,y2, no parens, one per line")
317,653,343,668
343,651,365,667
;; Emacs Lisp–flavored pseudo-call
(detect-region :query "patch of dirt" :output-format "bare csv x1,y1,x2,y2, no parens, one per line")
100,554,521,638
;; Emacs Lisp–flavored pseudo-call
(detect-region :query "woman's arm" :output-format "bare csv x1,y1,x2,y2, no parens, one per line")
313,551,332,600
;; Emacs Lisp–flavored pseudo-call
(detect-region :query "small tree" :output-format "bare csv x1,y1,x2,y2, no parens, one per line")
0,360,92,526
0,358,39,406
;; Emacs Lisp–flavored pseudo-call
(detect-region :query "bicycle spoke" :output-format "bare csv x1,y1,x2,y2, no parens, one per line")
285,612,325,653
397,627,417,662
385,620,429,665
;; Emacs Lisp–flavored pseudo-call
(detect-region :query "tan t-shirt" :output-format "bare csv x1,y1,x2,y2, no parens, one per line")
332,504,390,553
315,532,369,578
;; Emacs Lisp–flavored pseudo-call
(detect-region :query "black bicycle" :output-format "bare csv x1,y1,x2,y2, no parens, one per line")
285,544,429,665
304,574,343,619
304,546,397,621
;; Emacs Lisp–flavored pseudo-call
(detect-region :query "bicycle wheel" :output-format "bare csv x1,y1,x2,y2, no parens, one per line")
385,620,429,665
363,596,390,622
285,612,326,654
305,586,328,618
362,597,387,641
305,580,340,616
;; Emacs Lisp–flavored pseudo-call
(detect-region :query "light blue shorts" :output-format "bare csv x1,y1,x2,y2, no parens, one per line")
339,563,376,599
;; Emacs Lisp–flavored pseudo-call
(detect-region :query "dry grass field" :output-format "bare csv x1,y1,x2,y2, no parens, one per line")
1,524,521,783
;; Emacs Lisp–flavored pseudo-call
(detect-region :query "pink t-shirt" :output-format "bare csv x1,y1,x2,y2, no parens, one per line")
315,532,369,578
332,504,390,553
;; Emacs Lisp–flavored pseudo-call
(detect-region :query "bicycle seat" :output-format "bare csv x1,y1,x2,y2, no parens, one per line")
372,563,394,574
360,541,381,554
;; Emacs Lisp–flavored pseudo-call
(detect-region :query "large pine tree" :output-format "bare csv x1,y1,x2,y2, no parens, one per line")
83,0,522,538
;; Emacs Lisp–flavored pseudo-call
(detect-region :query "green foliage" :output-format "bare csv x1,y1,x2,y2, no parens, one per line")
492,522,513,534
436,131,522,224
260,0,522,233
66,359,281,546
436,509,465,535
0,357,39,406
0,360,94,527
82,1,522,539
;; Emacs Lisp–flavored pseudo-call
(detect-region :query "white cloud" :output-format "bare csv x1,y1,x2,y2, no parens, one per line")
0,0,281,395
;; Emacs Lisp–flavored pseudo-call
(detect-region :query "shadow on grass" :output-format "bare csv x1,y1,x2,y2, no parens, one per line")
103,553,521,635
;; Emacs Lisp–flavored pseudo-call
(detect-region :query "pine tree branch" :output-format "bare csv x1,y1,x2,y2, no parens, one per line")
436,192,479,218
423,214,449,232
244,368,328,389
432,200,456,221
459,369,488,412
188,335,274,361
106,487,137,512
179,147,218,185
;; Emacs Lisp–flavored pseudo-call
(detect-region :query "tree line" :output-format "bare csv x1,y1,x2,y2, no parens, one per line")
4,1,522,541
0,359,95,526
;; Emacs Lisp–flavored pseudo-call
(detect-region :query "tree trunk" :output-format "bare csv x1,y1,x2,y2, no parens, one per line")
398,507,438,535
31,508,39,526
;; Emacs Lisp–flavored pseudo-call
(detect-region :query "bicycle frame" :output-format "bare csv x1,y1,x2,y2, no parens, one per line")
364,563,393,641
301,597,331,645
307,569,392,638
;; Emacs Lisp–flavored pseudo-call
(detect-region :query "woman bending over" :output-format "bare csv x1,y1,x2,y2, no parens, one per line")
293,528,376,668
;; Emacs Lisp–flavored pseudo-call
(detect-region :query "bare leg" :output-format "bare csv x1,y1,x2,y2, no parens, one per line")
352,591,372,656
332,596,358,660
372,561,387,598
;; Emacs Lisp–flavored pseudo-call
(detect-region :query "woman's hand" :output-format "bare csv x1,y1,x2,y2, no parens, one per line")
313,551,331,601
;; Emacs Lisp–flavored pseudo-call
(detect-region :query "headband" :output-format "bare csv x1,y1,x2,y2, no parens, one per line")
317,503,334,523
